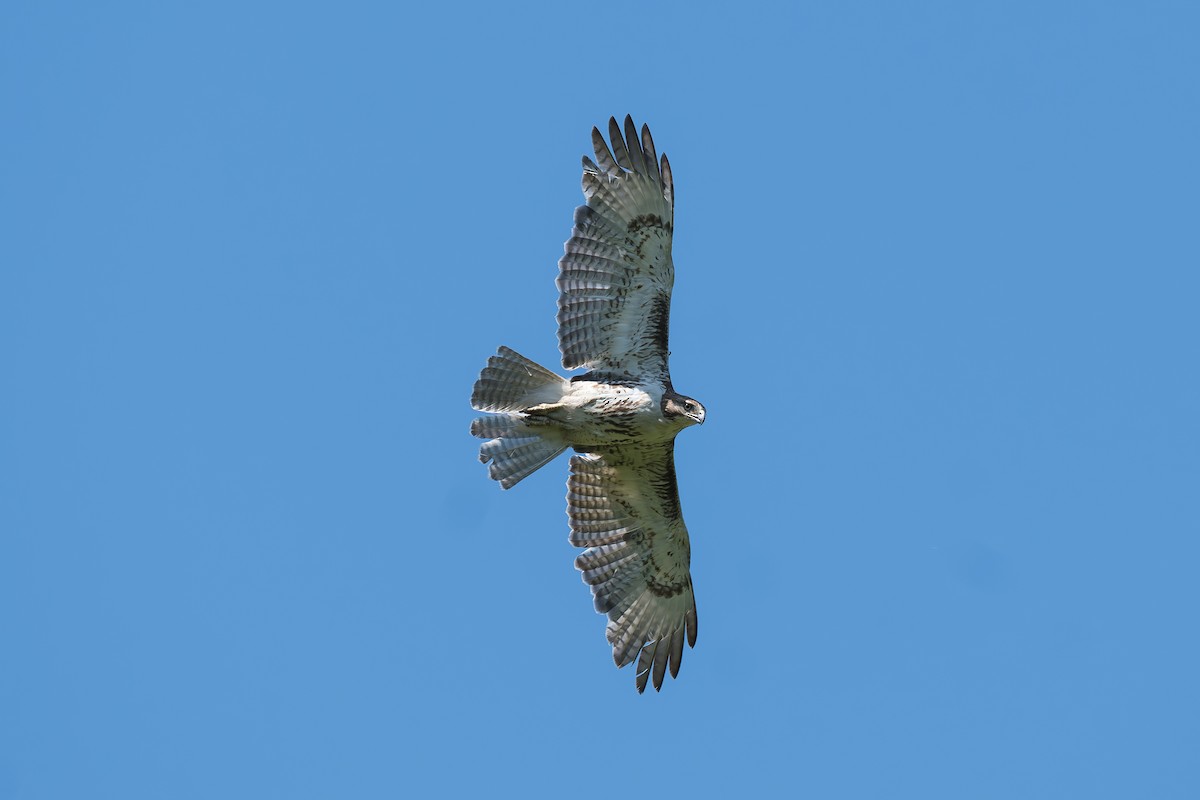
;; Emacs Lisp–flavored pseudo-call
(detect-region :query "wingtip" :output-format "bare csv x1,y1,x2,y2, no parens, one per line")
591,125,617,173
623,116,640,168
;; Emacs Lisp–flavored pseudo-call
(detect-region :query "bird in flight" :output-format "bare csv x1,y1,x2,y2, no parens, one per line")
471,116,705,693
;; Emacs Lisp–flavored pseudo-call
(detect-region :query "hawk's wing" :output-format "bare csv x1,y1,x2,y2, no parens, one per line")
557,116,675,385
567,441,697,692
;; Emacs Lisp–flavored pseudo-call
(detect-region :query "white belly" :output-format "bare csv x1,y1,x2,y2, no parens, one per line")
532,381,677,447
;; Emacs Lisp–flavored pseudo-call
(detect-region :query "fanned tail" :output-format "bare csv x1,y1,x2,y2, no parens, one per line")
471,347,568,489
471,346,565,412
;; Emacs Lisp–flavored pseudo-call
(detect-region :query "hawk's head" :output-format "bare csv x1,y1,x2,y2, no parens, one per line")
664,393,706,428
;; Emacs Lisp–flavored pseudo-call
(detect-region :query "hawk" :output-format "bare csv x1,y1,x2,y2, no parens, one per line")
470,116,705,692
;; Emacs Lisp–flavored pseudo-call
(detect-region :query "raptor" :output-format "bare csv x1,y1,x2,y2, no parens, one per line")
471,116,705,692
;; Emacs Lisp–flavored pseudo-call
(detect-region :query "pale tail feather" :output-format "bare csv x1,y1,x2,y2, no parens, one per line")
471,348,567,489
471,346,565,413
476,431,566,489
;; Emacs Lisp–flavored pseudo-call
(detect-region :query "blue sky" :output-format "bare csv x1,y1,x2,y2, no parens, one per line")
3,1,1198,797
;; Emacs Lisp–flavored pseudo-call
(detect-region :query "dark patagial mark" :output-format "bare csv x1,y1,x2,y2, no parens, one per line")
645,292,671,356
638,446,682,521
655,456,682,520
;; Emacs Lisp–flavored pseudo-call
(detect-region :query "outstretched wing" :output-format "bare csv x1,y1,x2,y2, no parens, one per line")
567,441,697,692
557,116,676,386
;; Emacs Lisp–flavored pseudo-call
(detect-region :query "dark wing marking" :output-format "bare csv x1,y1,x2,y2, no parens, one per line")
557,116,676,386
566,440,697,693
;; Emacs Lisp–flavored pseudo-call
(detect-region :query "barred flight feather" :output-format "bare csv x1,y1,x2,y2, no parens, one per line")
557,115,676,383
566,443,697,693
478,435,566,490
471,346,565,413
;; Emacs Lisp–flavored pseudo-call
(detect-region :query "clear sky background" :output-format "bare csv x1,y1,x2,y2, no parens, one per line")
3,2,1198,798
